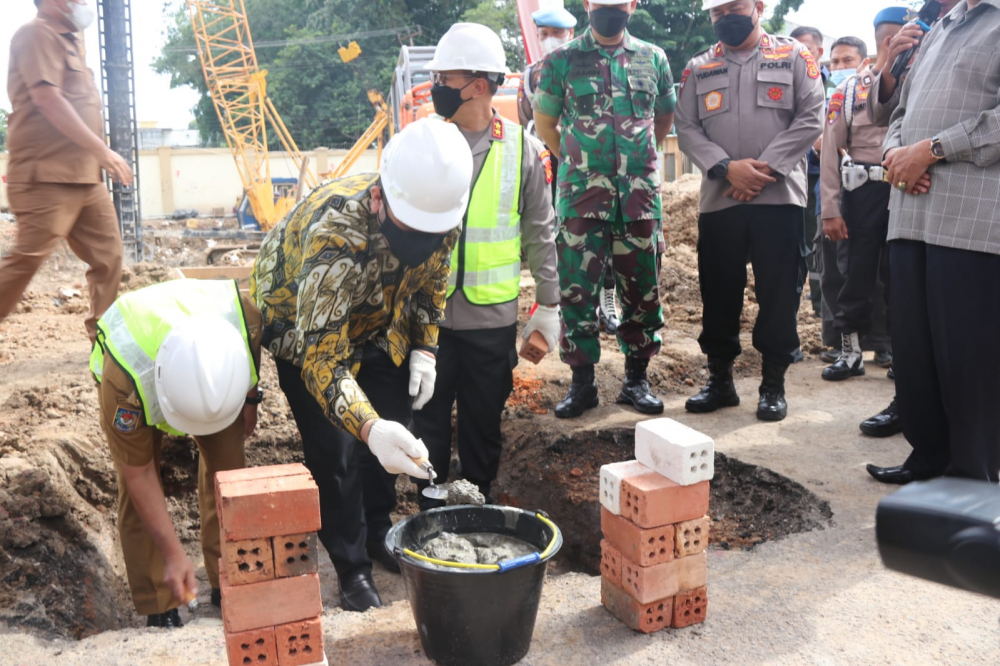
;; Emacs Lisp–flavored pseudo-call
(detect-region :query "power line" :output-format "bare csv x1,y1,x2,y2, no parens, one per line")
163,25,422,53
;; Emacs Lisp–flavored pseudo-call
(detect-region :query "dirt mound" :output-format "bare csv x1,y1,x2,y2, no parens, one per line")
494,426,833,574
119,263,180,292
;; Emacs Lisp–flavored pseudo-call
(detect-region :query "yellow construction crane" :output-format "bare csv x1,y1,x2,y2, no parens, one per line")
187,0,318,231
326,90,393,181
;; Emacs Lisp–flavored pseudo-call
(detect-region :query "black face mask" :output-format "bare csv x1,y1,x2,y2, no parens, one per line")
379,208,446,268
714,11,757,47
589,7,630,39
431,80,475,119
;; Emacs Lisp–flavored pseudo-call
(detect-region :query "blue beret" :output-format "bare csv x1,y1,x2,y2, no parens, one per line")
874,7,910,28
532,8,577,29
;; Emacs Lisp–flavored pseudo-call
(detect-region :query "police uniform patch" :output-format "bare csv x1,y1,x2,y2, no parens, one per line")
801,50,820,80
113,407,141,433
763,51,791,61
827,92,845,125
540,149,554,184
491,119,504,140
863,75,873,86
713,43,724,58
680,68,691,91
704,91,723,112
700,61,725,71
768,87,784,101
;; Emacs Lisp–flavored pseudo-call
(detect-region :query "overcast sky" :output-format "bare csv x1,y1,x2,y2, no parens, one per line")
0,0,913,129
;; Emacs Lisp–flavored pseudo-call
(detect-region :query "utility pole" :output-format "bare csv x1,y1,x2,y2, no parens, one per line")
97,0,144,263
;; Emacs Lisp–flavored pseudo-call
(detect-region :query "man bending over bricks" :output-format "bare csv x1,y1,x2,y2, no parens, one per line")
91,278,264,628
251,119,473,611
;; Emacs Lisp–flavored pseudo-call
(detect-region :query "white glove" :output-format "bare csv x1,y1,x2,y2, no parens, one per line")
366,420,430,478
408,351,437,410
521,304,561,355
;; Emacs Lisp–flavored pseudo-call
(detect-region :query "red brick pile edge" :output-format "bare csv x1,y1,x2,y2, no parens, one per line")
598,418,713,633
216,463,327,666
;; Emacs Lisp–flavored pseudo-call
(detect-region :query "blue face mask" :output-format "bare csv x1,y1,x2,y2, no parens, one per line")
829,68,857,87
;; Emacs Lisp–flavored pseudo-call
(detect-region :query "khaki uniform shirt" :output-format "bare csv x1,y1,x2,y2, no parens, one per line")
820,69,888,219
99,294,263,467
443,111,559,331
517,62,543,129
675,34,826,214
6,15,103,184
866,70,902,129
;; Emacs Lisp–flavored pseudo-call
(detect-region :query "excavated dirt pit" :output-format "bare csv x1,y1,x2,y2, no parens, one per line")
494,427,833,574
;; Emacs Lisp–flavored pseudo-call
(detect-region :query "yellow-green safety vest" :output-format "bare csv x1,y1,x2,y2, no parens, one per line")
446,118,523,305
89,279,258,436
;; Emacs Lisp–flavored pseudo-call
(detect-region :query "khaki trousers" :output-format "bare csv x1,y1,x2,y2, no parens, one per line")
101,397,246,615
1,182,123,343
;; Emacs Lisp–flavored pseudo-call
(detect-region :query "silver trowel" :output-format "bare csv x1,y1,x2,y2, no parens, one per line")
418,459,448,501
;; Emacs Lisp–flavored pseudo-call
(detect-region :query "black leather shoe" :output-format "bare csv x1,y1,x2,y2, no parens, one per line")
366,539,401,574
338,570,382,612
146,608,183,628
819,349,840,364
860,398,903,438
865,464,936,485
211,588,221,608
757,361,788,422
887,366,895,380
686,358,739,414
822,356,865,381
874,351,893,368
555,365,599,419
616,356,664,415
791,347,805,364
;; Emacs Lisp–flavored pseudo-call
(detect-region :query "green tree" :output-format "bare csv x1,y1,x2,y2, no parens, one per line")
764,0,807,34
0,109,8,152
463,0,525,72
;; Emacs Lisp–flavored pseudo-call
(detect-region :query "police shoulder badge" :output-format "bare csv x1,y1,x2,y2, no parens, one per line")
801,50,820,80
704,91,724,113
680,68,691,91
827,92,845,125
113,406,141,433
539,149,554,184
491,119,505,140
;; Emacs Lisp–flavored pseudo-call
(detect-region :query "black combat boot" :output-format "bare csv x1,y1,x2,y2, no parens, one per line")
146,608,183,628
757,360,788,422
822,332,865,381
555,364,599,419
685,358,740,414
616,356,664,415
859,397,903,438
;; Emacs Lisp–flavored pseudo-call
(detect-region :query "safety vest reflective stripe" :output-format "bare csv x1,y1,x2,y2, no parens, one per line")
447,119,523,305
89,280,255,434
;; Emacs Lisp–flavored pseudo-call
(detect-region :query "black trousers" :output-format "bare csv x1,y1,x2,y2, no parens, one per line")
275,346,410,577
806,173,822,315
411,324,517,499
697,204,804,367
890,240,1000,482
832,182,891,335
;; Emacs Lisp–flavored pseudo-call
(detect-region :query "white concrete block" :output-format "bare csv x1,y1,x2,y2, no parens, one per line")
634,418,714,486
599,460,653,515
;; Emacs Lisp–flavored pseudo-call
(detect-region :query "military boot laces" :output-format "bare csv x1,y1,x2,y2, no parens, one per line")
685,358,740,414
616,357,664,415
757,361,788,422
555,364,599,419
822,332,865,381
600,287,620,334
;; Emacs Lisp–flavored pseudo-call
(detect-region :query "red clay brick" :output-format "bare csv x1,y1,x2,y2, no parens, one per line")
600,507,675,567
620,474,709,528
620,555,679,604
601,576,672,634
273,533,319,578
219,474,321,541
223,537,275,586
221,568,323,633
677,551,708,592
274,617,324,666
216,463,312,486
225,626,278,666
672,586,708,628
675,515,710,558
600,540,622,587
518,330,548,365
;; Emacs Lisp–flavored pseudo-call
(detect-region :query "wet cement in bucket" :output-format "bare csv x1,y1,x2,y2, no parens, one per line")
418,532,535,565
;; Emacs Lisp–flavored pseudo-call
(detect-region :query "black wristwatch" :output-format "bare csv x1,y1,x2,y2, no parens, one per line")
708,159,731,181
245,388,264,405
930,136,946,161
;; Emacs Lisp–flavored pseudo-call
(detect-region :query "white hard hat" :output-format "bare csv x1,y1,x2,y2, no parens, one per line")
425,23,510,76
154,316,252,436
702,0,740,9
380,118,473,233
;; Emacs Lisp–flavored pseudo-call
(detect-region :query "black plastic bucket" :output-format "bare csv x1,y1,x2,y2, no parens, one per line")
384,506,562,666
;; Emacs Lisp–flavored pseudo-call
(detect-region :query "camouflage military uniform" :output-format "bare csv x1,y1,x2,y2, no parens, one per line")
532,28,675,366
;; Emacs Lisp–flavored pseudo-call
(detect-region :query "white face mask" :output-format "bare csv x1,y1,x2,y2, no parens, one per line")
63,1,96,31
540,35,569,55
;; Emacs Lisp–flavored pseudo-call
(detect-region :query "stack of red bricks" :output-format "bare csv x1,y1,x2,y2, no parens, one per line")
599,418,714,633
215,463,327,666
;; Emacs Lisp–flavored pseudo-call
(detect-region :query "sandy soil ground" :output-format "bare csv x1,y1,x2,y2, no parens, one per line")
2,179,998,664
